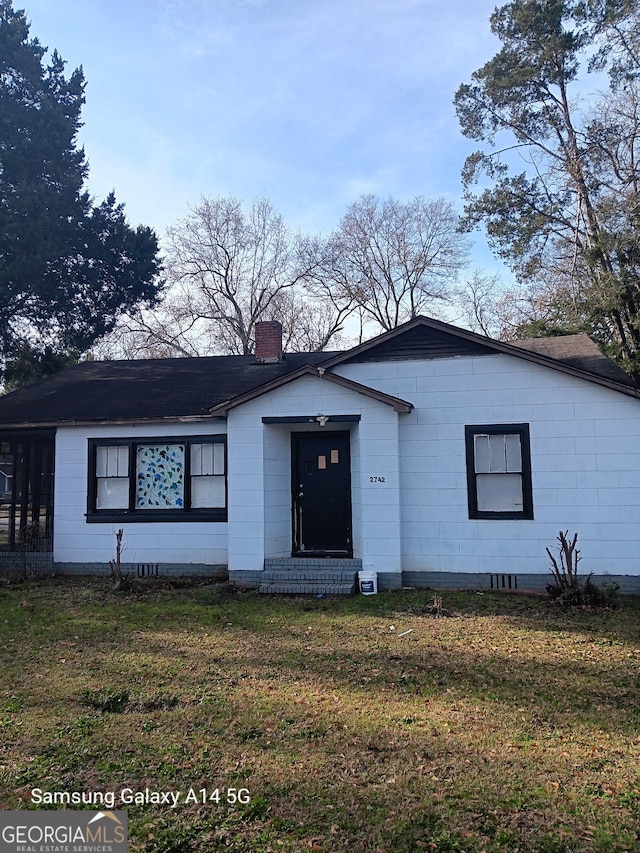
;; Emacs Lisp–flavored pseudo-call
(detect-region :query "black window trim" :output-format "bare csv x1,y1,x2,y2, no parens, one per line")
465,423,533,520
87,434,227,523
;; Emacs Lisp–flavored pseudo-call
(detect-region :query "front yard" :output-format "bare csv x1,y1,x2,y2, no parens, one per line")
1,578,639,852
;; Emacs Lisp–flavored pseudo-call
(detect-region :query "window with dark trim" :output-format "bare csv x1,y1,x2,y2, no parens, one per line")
87,436,227,522
465,424,533,520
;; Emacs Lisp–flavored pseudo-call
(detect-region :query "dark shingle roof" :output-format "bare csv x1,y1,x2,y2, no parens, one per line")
0,352,336,426
0,319,637,428
509,334,637,387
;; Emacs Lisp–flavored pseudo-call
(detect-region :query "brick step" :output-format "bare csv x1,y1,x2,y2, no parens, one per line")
264,558,362,570
259,581,356,596
263,570,358,582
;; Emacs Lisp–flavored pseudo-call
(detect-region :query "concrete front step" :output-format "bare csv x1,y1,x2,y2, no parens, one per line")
259,581,356,596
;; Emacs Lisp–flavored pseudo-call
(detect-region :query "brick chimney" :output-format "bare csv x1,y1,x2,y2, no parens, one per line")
254,320,283,363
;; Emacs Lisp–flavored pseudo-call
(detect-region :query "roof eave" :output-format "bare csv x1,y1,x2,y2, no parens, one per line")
0,414,219,430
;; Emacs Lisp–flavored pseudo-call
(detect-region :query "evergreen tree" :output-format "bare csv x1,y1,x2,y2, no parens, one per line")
455,0,640,378
0,1,162,384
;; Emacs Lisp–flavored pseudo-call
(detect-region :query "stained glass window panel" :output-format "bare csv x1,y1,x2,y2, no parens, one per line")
136,444,185,509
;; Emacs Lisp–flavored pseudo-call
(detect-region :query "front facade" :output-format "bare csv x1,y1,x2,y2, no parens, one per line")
1,318,639,592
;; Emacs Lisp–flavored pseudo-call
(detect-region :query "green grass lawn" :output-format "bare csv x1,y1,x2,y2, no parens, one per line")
1,577,639,852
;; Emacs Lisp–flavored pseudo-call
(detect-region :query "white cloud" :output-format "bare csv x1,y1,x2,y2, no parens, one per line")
23,0,506,262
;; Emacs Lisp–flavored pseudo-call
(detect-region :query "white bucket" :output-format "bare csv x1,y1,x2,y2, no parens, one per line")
358,570,378,595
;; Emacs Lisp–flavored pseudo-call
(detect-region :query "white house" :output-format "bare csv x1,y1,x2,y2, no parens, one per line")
1,317,638,593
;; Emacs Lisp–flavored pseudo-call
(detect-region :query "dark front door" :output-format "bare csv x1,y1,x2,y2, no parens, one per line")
292,432,352,556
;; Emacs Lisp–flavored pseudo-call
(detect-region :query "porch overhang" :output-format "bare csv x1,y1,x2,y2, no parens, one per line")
262,414,361,425
209,365,414,416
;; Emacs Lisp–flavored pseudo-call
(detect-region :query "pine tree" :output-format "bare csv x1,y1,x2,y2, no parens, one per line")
0,1,162,385
455,0,640,378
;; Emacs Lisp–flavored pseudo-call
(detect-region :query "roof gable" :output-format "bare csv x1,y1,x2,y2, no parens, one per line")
208,365,413,415
322,317,640,398
330,321,496,364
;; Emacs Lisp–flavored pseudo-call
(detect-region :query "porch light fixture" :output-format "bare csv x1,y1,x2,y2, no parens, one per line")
316,415,329,427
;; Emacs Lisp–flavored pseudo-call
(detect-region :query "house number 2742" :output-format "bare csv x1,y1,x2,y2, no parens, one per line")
369,476,386,483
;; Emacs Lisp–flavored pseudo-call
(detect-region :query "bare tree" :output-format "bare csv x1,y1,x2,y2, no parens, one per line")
454,271,507,338
268,288,350,352
96,278,350,360
304,195,469,333
97,194,469,360
98,197,361,360
453,269,592,343
162,195,339,355
91,293,209,360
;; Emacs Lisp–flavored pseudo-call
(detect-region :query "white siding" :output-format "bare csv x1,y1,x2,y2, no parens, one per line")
51,350,640,579
336,353,640,576
54,422,228,565
226,373,402,575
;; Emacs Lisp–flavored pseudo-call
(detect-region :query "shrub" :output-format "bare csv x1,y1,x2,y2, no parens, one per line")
546,531,617,607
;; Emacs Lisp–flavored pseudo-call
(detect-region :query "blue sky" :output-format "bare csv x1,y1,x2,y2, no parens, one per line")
23,0,507,276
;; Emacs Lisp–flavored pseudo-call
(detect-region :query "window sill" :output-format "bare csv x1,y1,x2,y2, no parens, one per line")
86,509,227,524
470,510,534,520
